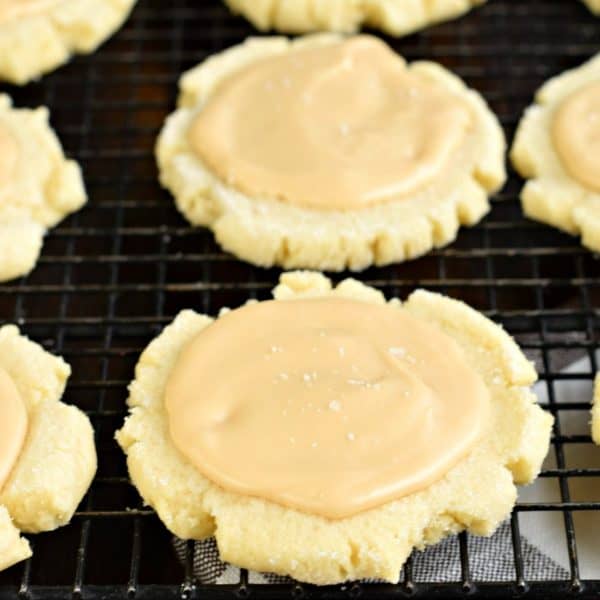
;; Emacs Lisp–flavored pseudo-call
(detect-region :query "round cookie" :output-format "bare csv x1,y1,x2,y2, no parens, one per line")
223,0,485,36
0,0,137,85
0,94,86,282
0,325,97,572
157,35,506,272
511,54,600,251
117,270,552,585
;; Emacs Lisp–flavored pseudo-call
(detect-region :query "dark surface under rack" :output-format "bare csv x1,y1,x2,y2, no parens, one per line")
1,0,599,598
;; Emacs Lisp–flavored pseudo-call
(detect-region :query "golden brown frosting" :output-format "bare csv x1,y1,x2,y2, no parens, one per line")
552,81,600,192
188,36,472,211
0,367,27,492
165,298,490,519
0,123,18,185
0,0,61,23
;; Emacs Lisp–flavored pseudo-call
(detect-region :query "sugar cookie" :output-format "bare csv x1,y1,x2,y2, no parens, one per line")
0,325,96,572
117,271,552,585
223,0,485,36
511,54,600,251
0,95,86,282
157,35,506,271
583,0,600,15
0,0,137,84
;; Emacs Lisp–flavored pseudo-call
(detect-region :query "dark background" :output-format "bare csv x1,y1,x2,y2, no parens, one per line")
0,1,599,598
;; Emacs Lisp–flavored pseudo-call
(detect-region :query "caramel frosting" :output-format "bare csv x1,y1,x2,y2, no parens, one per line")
188,36,473,211
0,367,27,492
0,0,61,24
0,122,18,185
165,297,491,519
552,81,600,192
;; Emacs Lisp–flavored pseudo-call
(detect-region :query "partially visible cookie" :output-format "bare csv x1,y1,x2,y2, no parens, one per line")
117,270,552,585
157,35,505,272
583,0,600,15
511,54,600,251
0,507,29,573
0,0,137,85
0,95,86,282
223,0,485,36
0,325,97,572
592,374,600,445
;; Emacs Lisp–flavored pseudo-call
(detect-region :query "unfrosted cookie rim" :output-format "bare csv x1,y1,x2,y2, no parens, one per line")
0,94,87,282
223,0,486,37
0,0,137,85
592,373,600,445
582,0,600,15
0,325,97,573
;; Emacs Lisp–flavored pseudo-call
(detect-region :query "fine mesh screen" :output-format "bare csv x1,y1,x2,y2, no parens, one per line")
0,1,599,598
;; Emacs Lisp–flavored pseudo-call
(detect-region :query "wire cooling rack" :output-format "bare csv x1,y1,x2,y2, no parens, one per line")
0,0,599,598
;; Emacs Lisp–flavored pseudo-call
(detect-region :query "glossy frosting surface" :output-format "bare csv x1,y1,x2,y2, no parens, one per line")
553,81,600,192
188,36,472,211
165,297,490,518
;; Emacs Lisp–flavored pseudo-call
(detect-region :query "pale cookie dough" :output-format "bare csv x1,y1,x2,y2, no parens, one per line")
583,0,600,15
511,54,600,251
592,374,600,445
223,0,485,36
117,271,552,585
0,95,86,282
0,0,137,85
0,325,97,572
157,35,506,272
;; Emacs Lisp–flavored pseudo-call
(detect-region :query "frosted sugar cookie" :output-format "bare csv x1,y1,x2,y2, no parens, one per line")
223,0,485,36
511,54,600,251
0,95,86,282
157,35,506,271
0,0,137,84
117,271,552,585
0,325,96,572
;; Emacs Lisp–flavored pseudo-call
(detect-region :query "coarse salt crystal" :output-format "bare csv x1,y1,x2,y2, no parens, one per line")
329,400,341,412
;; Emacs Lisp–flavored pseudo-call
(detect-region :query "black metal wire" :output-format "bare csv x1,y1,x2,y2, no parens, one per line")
0,0,599,598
